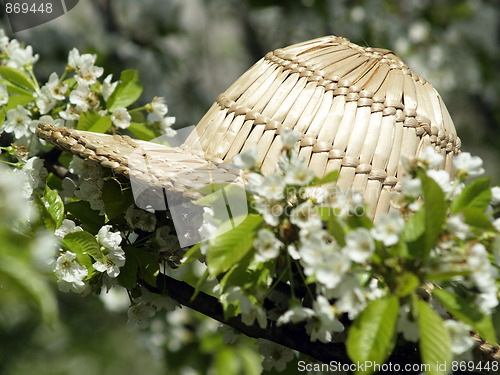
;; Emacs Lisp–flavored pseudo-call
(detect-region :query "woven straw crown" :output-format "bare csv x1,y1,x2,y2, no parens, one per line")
37,36,460,218
181,35,461,217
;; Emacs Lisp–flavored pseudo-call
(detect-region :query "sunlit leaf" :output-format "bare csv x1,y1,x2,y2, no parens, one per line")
207,214,262,276
0,66,36,91
451,177,491,213
346,296,399,375
418,299,452,375
433,288,497,345
106,69,143,110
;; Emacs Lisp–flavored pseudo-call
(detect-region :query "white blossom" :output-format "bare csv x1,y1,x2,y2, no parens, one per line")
70,157,105,213
125,205,157,232
53,251,88,293
259,174,286,200
279,127,301,148
426,169,448,189
284,164,315,186
371,210,405,247
69,82,96,112
299,234,331,268
102,74,118,102
233,147,258,170
467,243,498,294
127,302,156,329
44,72,67,101
0,83,8,106
287,244,301,260
100,287,130,313
159,116,176,137
0,29,9,50
314,252,351,290
343,228,375,263
290,201,322,230
2,105,34,138
35,87,56,114
491,186,500,206
418,146,444,168
277,305,314,326
0,164,32,224
93,247,126,278
19,157,47,197
239,295,267,329
68,48,103,84
397,304,419,342
31,114,64,129
476,290,498,314
5,39,38,69
335,285,366,320
253,198,283,226
97,225,123,251
253,229,283,262
454,152,485,178
54,219,83,239
245,172,264,194
198,206,218,243
447,214,470,240
494,218,500,233
401,176,422,197
443,320,475,356
302,186,328,204
257,339,295,372
148,97,169,123
308,296,344,343
111,107,131,129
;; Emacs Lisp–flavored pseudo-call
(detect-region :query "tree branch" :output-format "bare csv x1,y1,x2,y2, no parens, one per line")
151,273,349,364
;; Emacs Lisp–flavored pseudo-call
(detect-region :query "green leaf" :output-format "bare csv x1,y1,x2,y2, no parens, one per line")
62,231,104,262
0,66,36,92
1,80,33,95
309,170,339,186
395,272,420,297
206,214,263,276
102,179,134,219
318,207,346,246
214,347,240,375
433,288,497,345
346,296,399,375
76,110,102,131
403,208,425,243
106,69,143,111
418,299,452,375
88,115,112,133
66,200,105,234
181,242,202,266
0,251,58,327
0,109,5,127
127,122,156,141
44,185,64,230
5,94,35,111
425,270,471,282
418,170,447,258
461,206,494,230
451,177,491,214
118,247,159,287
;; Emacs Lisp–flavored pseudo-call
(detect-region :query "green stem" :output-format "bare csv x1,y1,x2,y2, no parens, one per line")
294,259,315,302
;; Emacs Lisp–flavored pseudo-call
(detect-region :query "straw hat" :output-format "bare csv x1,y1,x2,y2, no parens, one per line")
36,35,460,217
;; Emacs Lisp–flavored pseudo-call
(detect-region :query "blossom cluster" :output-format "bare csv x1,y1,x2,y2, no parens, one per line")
198,128,500,370
0,28,176,156
0,30,181,329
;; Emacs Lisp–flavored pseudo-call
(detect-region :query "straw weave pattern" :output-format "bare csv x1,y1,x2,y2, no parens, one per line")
182,36,460,217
